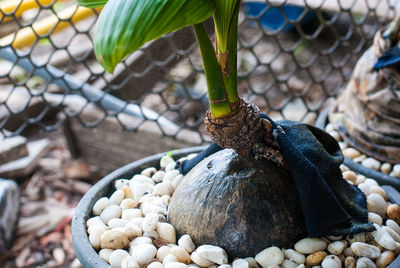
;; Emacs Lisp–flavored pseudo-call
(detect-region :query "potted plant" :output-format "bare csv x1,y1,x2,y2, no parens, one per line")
72,0,400,267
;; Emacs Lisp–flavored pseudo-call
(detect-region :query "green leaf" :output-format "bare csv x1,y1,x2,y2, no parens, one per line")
94,0,215,73
76,0,108,8
213,0,239,53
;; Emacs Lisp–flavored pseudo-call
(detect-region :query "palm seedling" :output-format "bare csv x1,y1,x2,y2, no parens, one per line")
78,0,373,258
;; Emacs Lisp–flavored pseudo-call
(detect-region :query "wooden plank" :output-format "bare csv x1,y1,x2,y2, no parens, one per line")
67,105,201,176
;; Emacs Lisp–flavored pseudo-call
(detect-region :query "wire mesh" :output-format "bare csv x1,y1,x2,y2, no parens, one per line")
0,0,398,144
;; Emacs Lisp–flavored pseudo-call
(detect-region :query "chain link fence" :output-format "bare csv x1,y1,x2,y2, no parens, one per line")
0,0,398,144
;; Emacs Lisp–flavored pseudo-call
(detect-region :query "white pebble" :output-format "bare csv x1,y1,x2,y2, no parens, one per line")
142,213,159,232
143,230,160,239
99,248,114,264
160,155,175,169
89,225,106,249
100,205,122,224
157,246,171,261
218,265,232,268
87,221,108,235
191,251,214,267
131,236,153,248
344,256,356,268
87,216,106,228
282,249,305,264
356,257,376,268
171,246,191,264
381,163,392,174
382,226,400,242
362,158,381,170
141,167,157,177
368,212,383,225
128,217,144,228
121,256,140,268
109,249,129,268
232,259,249,268
367,194,387,218
153,181,174,196
120,199,139,210
392,164,400,177
165,262,188,268
255,246,284,267
321,255,341,268
152,171,166,183
178,234,196,253
197,245,228,265
110,190,125,205
108,218,127,229
294,238,327,254
141,202,167,216
347,232,367,244
387,220,400,235
163,170,180,183
115,179,130,190
130,174,155,186
281,259,298,268
342,148,361,159
148,262,163,268
327,240,347,255
133,183,154,201
157,222,176,244
131,244,157,265
354,154,367,163
372,224,397,250
101,229,130,249
93,197,110,216
358,183,371,196
350,242,381,259
124,222,142,239
244,257,260,268
163,253,179,263
122,209,142,221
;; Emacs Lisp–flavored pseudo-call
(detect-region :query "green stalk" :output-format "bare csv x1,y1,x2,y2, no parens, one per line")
221,0,239,106
193,23,232,118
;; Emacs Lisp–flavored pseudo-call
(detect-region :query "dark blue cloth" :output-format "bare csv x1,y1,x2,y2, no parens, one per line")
373,46,400,71
177,114,373,237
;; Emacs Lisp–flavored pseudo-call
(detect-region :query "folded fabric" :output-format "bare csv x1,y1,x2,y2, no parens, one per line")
177,113,373,238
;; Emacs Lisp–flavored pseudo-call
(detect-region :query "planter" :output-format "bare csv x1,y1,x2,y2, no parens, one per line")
72,146,206,268
316,106,400,190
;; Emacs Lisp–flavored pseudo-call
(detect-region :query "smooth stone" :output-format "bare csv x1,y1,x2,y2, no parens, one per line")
131,244,157,265
0,179,19,254
132,183,154,201
191,251,214,267
197,245,228,265
255,247,284,267
142,213,159,232
386,220,400,235
163,170,180,183
282,249,305,264
327,240,347,255
381,163,392,175
306,251,327,266
294,238,327,254
347,232,367,244
244,257,260,268
368,212,383,225
387,204,400,224
351,242,381,259
99,248,114,264
120,199,139,210
344,247,354,257
373,224,397,251
343,171,357,184
157,246,171,261
110,190,125,205
376,250,395,268
141,167,157,177
152,171,166,183
101,229,130,249
342,148,361,159
160,155,175,169
382,226,400,243
344,256,356,268
281,259,298,268
356,257,376,268
93,197,110,216
148,262,163,268
108,218,127,229
153,181,174,196
121,256,140,268
115,179,130,190
178,234,196,253
362,158,381,170
367,194,387,218
232,259,249,268
370,186,388,201
164,262,188,268
392,165,400,177
171,246,191,264
100,205,122,224
157,223,176,244
109,249,130,268
321,255,341,268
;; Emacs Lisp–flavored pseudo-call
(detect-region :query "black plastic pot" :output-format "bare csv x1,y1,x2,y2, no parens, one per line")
316,106,400,190
72,146,206,268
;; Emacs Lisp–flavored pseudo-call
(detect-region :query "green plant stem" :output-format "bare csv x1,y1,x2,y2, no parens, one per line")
221,0,239,107
193,23,232,118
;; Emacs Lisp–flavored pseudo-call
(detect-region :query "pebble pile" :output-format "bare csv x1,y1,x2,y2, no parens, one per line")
325,123,400,178
86,152,400,268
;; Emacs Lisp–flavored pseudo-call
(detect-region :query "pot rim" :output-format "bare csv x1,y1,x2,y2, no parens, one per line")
72,146,207,268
